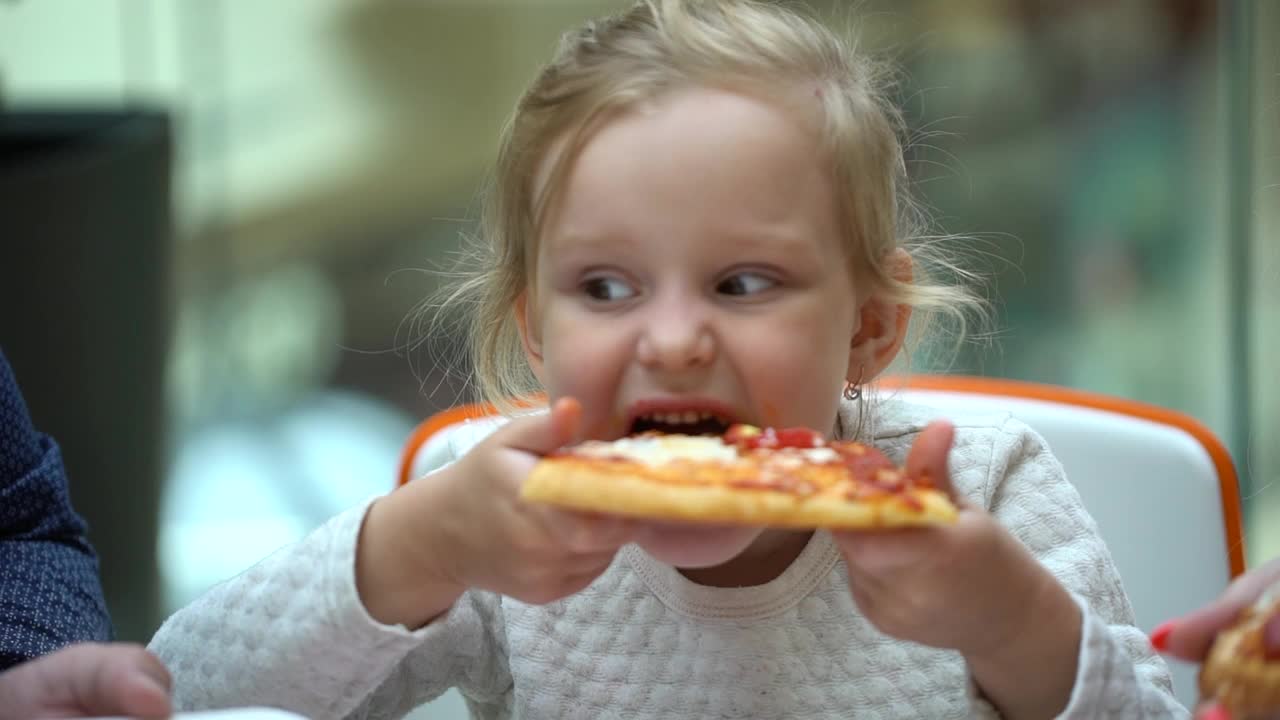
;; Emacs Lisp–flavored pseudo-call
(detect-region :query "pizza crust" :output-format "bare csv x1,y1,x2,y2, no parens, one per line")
523,456,957,529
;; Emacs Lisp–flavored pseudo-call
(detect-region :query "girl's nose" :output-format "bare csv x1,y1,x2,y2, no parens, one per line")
635,306,715,370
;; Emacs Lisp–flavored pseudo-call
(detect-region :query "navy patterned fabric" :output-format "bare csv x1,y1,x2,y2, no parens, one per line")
0,348,111,671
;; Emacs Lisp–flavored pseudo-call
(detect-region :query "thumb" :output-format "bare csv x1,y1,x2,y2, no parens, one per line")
905,420,957,499
0,643,171,719
497,396,584,455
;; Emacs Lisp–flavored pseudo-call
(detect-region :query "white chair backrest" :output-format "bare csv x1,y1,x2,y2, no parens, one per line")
892,381,1242,708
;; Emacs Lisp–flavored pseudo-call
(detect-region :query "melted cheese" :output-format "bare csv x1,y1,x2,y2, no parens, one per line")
573,435,739,465
571,436,842,467
798,447,839,464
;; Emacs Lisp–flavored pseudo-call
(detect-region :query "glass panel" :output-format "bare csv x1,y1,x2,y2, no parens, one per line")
1247,0,1280,565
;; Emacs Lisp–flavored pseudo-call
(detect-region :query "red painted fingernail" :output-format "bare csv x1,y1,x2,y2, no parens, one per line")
1149,620,1175,652
1198,702,1231,720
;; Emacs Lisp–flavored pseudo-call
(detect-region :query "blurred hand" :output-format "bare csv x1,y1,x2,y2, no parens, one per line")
1153,556,1280,663
1151,556,1280,720
0,642,171,719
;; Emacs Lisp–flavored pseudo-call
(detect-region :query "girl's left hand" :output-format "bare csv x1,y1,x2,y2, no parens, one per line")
833,421,1072,656
833,420,1082,717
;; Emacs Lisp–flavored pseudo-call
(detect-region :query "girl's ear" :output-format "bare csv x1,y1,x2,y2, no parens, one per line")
848,249,913,383
515,291,547,383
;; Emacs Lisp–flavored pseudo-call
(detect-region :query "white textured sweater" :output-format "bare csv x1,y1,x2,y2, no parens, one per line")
149,398,1186,719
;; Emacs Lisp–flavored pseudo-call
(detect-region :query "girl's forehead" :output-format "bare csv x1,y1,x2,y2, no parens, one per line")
532,86,827,204
535,87,835,240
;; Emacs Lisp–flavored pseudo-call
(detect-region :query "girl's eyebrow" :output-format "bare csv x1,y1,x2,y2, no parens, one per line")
548,231,627,249
715,228,832,265
552,226,819,254
724,228,814,252
544,233,636,263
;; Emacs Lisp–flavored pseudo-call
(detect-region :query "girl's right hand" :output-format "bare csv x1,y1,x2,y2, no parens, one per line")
356,397,639,628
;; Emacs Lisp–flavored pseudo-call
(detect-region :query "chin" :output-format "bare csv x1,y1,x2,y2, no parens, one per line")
633,522,763,568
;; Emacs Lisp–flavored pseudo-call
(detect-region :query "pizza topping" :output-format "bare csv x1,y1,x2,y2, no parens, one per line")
722,424,763,444
795,447,840,464
570,434,739,465
846,484,889,502
871,469,904,491
724,424,824,450
900,494,925,512
835,443,897,479
528,423,960,529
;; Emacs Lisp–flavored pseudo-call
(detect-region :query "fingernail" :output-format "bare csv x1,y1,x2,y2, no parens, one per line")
1198,702,1230,720
1149,620,1175,652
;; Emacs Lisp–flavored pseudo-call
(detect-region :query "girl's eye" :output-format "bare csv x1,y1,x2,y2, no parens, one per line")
716,272,776,296
581,276,637,302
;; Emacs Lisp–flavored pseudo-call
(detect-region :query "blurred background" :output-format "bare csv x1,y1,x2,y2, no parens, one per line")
0,0,1275,714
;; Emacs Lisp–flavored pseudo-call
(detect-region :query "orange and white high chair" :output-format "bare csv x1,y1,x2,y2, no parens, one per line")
399,376,1244,709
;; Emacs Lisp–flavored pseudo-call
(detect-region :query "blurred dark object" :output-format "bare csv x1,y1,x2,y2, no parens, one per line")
0,110,172,642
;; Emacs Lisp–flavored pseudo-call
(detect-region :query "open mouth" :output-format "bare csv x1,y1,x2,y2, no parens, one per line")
628,410,735,437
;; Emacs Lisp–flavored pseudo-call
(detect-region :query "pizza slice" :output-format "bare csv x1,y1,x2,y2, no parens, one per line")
521,424,957,529
1199,581,1280,719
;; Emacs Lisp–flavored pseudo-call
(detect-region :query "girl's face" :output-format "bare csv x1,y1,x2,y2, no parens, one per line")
520,87,882,566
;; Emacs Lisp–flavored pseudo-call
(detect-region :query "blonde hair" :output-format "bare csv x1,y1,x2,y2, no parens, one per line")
433,0,988,412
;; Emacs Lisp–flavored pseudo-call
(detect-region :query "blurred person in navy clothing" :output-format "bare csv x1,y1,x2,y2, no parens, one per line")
0,347,170,717
0,348,110,667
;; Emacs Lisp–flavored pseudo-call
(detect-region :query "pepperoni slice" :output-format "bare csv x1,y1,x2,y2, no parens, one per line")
724,424,824,450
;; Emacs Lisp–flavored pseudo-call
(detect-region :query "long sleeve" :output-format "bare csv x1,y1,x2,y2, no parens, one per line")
148,498,511,719
981,418,1187,719
0,349,111,670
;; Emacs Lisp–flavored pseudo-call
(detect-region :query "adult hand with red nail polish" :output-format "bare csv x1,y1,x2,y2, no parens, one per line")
0,642,171,719
1156,557,1280,663
1151,556,1280,720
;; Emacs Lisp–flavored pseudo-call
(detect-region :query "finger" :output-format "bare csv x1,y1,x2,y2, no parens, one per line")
545,510,639,552
1195,700,1231,720
1162,562,1280,661
905,420,957,499
833,528,937,574
1158,603,1243,662
841,552,891,597
844,569,882,614
558,568,608,598
8,643,171,718
112,666,172,720
564,549,621,575
500,397,583,455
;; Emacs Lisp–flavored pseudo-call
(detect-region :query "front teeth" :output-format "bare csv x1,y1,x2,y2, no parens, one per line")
643,411,718,424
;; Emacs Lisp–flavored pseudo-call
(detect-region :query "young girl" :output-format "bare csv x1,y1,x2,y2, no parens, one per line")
149,1,1184,717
